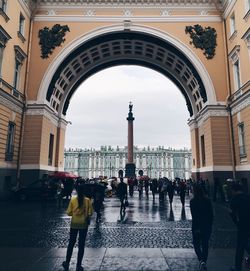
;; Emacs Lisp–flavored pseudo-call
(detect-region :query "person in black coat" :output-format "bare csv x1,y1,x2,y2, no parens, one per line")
117,177,128,213
230,183,250,271
167,181,175,207
190,184,214,271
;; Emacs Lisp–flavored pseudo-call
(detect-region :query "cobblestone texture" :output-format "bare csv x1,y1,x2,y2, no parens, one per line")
0,193,237,249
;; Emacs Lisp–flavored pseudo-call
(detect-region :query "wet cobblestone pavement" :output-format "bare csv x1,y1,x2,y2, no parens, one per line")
0,191,246,271
0,192,236,249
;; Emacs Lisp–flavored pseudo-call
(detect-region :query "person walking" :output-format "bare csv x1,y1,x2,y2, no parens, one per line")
179,180,187,207
167,181,175,207
151,179,158,201
230,183,250,271
117,177,128,212
128,178,134,197
190,184,214,271
138,179,143,199
62,185,93,271
93,188,104,223
144,179,149,199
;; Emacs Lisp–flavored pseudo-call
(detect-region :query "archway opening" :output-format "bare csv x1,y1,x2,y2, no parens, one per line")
64,65,191,180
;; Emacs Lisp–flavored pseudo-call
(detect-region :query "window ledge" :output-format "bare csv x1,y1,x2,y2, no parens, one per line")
17,31,26,43
240,154,247,161
243,9,250,22
0,8,10,22
229,30,238,41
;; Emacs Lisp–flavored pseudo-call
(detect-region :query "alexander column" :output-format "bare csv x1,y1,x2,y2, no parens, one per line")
125,102,136,178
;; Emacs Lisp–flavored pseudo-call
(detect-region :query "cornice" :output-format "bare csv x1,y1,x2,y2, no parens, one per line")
37,0,223,7
188,104,229,128
19,0,32,17
230,88,250,115
34,15,222,22
26,103,68,128
0,88,23,114
222,0,237,19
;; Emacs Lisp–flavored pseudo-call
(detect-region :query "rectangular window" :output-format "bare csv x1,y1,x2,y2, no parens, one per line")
238,123,247,157
19,13,25,35
5,122,15,161
201,135,206,167
230,13,236,35
0,45,4,76
48,133,54,165
233,59,241,90
13,60,21,89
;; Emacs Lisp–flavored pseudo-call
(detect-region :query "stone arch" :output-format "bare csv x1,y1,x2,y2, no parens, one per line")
37,24,217,118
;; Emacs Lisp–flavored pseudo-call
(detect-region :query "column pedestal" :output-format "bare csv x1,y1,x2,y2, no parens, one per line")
125,163,136,178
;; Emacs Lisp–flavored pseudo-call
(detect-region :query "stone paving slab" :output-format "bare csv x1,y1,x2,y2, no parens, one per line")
1,247,249,271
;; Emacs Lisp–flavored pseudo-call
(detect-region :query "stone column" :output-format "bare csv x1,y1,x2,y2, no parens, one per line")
125,102,136,177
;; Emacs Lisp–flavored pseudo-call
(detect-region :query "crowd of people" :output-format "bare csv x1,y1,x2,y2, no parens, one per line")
59,175,250,271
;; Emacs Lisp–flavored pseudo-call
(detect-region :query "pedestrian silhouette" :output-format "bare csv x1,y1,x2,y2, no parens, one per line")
62,185,93,271
230,183,250,271
190,184,214,271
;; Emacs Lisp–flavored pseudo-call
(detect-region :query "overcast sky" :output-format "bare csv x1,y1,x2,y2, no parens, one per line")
65,65,191,150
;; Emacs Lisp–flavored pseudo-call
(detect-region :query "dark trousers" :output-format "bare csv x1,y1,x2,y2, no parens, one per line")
180,193,185,206
235,231,250,271
66,228,88,267
120,196,126,212
192,229,211,263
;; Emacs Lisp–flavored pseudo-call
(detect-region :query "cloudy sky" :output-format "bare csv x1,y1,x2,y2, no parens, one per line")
65,65,191,150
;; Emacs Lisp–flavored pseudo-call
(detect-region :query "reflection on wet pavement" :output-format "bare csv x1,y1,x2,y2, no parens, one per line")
0,191,236,249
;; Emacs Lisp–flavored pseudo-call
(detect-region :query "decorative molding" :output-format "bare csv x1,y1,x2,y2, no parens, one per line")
222,0,237,19
228,45,240,63
231,89,250,115
34,15,222,22
242,27,250,48
192,165,234,172
0,26,11,47
195,105,229,127
123,9,133,17
14,45,27,64
47,9,57,15
25,103,68,128
185,24,217,59
243,9,250,22
19,0,32,17
123,20,132,30
17,31,26,43
36,0,224,7
229,30,237,42
84,9,95,16
0,89,23,114
200,10,209,16
0,7,10,22
38,24,70,59
160,9,171,16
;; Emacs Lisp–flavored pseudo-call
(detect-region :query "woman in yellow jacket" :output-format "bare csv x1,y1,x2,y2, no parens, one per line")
62,184,93,271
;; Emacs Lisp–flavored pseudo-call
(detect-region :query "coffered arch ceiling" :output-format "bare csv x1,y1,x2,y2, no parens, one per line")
46,31,209,117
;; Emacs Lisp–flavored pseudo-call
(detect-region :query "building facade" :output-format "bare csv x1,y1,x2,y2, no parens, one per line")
0,0,250,197
64,146,192,179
